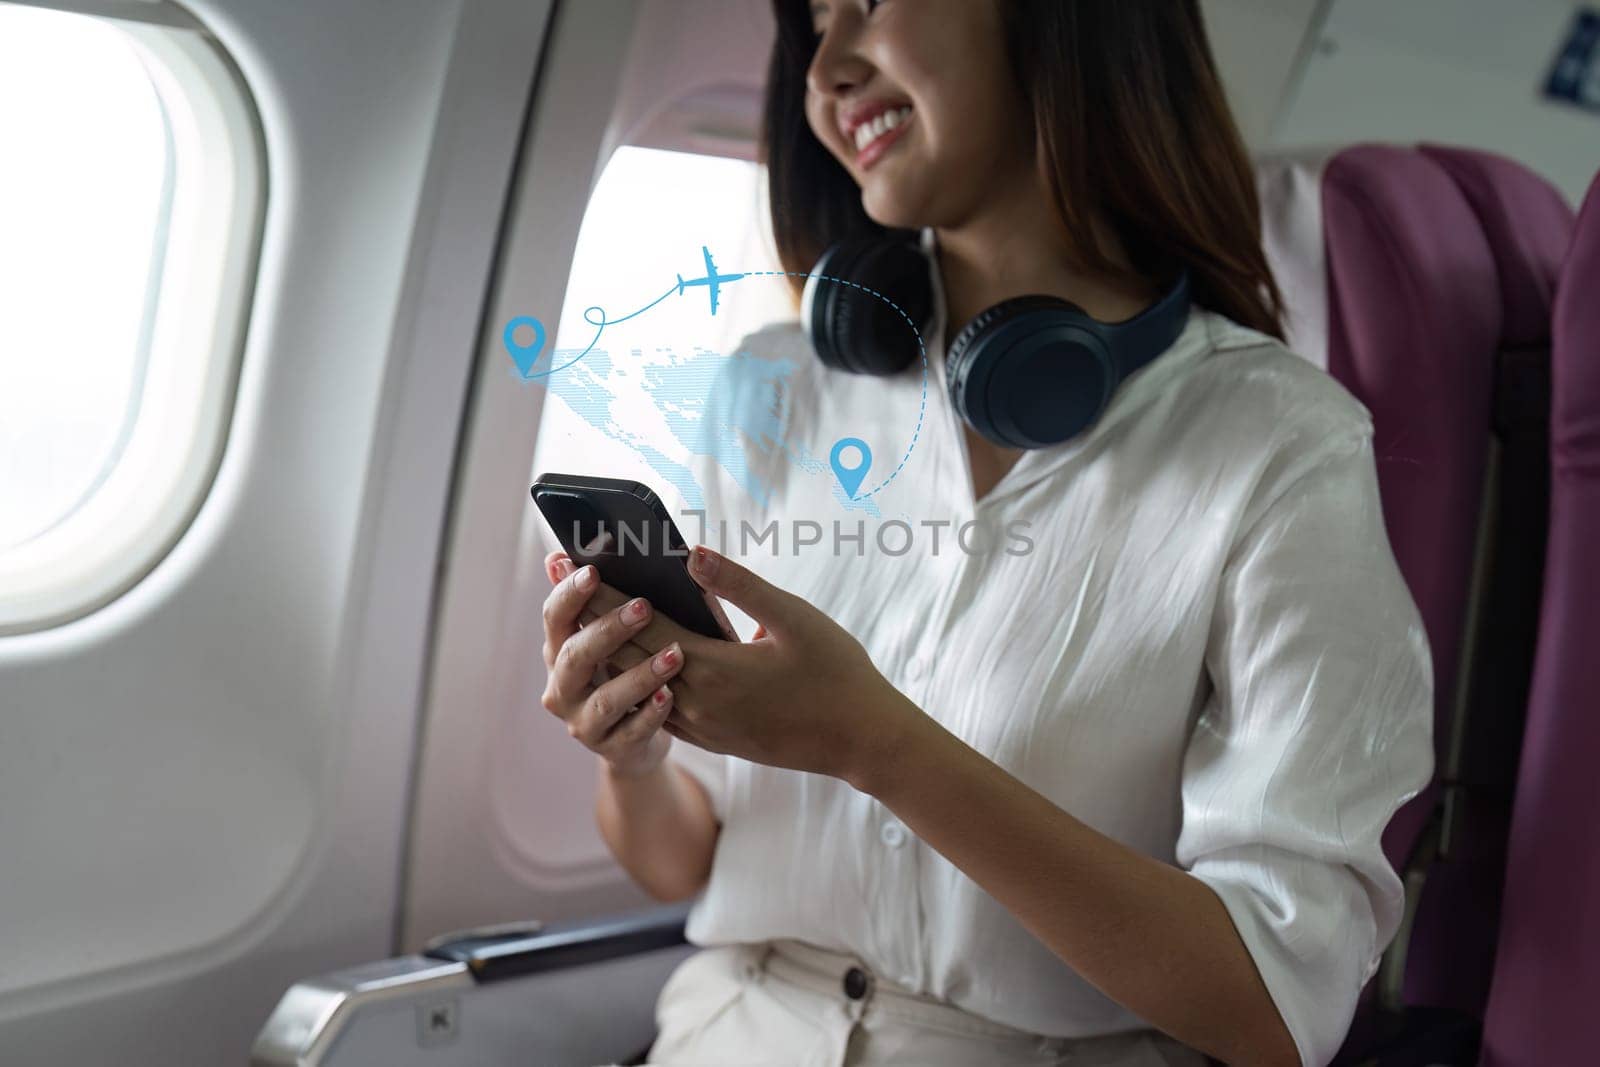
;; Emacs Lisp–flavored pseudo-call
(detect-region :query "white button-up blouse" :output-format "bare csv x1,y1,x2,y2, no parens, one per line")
664,229,1434,1066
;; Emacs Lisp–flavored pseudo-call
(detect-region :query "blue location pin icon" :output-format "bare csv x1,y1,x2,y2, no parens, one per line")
830,437,873,499
504,315,547,378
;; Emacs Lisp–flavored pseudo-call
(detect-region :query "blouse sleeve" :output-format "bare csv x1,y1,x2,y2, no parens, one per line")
668,740,729,823
1175,429,1435,1067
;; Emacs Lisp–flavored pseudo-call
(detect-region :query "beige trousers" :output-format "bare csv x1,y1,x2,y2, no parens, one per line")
617,938,1212,1067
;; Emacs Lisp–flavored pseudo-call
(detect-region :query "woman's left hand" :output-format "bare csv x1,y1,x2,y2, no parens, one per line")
552,545,922,786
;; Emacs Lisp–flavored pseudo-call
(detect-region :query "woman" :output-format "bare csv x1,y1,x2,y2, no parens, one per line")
540,1,1433,1064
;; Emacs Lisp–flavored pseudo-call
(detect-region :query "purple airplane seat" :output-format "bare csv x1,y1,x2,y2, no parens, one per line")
1477,170,1600,1067
1258,141,1498,894
1394,145,1576,1022
1255,144,1563,1064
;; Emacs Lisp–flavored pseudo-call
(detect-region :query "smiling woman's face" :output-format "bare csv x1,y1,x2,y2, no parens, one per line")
804,0,1034,228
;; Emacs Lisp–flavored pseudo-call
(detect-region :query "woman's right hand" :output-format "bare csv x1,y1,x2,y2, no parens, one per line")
541,550,685,779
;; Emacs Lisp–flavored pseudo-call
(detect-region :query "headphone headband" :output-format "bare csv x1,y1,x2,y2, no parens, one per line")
1102,271,1193,385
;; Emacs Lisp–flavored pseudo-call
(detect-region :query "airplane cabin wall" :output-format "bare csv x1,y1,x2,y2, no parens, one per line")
1201,0,1329,147
399,0,659,951
0,0,551,1062
1270,0,1600,203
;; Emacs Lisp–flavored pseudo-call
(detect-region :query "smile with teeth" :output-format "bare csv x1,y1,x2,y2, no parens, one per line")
854,105,913,154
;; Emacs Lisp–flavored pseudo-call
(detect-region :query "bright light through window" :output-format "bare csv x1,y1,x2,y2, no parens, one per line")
554,144,793,365
0,0,261,635
533,145,796,505
0,4,172,551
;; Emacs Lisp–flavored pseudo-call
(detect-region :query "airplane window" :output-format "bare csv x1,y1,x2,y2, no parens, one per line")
0,1,263,635
531,144,794,508
0,5,170,551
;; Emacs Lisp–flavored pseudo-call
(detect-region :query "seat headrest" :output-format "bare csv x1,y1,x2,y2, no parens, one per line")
1421,145,1576,348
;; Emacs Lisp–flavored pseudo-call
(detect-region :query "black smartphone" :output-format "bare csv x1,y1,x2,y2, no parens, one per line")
531,473,735,641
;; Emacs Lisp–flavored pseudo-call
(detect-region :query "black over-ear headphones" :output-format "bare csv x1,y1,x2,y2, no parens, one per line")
801,230,1193,450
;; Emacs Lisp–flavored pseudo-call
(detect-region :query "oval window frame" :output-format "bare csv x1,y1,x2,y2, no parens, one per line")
0,0,266,636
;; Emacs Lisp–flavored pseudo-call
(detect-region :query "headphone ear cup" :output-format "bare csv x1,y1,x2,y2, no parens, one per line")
946,295,1118,450
804,235,933,376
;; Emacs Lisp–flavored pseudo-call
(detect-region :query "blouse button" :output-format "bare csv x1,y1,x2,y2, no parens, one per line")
842,966,871,1000
880,821,907,848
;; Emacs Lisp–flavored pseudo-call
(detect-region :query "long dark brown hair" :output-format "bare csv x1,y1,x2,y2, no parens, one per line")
762,0,1286,340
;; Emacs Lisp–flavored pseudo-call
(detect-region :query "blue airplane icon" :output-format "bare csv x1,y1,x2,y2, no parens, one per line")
676,245,744,316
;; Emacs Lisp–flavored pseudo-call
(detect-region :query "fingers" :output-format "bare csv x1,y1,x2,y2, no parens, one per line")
580,581,704,658
591,640,709,749
577,593,730,697
686,545,795,637
544,549,571,583
569,642,685,748
604,686,679,761
703,587,740,642
542,558,597,668
593,633,706,721
547,593,658,710
541,546,707,774
597,634,651,673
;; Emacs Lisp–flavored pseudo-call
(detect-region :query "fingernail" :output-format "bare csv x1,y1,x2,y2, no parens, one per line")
652,685,671,705
652,643,681,676
576,565,597,589
559,558,574,578
623,597,649,624
691,546,718,579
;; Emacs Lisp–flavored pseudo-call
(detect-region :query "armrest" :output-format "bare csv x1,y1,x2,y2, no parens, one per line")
252,902,694,1067
424,901,690,981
